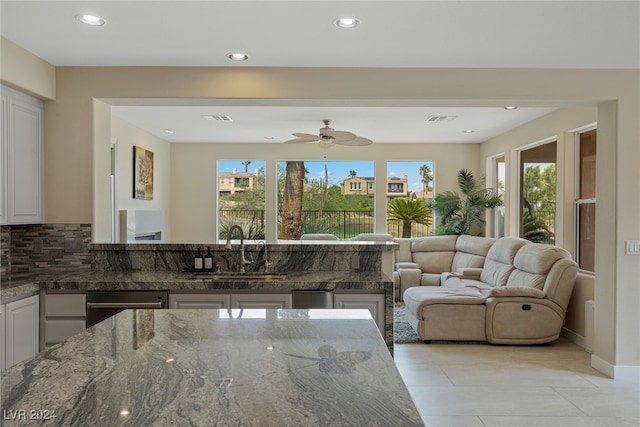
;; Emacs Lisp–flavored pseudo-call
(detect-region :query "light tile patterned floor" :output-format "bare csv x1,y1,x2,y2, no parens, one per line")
393,338,640,427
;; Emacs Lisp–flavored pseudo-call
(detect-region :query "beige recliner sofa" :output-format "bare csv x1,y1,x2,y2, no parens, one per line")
393,235,495,301
403,238,578,344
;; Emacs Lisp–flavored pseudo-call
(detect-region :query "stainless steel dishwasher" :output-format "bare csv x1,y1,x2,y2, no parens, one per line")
86,290,168,328
291,290,334,309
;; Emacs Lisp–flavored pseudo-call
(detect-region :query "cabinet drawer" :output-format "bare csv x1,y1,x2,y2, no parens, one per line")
45,319,86,344
45,294,86,317
169,294,230,309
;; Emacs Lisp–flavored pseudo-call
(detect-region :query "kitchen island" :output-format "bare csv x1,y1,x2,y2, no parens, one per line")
1,308,422,426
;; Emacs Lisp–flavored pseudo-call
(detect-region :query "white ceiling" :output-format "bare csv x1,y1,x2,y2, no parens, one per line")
2,1,637,144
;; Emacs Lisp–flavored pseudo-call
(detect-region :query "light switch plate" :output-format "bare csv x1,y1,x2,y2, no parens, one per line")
625,240,640,255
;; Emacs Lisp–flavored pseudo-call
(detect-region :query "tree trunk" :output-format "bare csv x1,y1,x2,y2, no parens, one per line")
402,221,412,238
280,161,305,240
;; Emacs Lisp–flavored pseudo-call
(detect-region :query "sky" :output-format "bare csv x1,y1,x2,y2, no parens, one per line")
219,160,433,192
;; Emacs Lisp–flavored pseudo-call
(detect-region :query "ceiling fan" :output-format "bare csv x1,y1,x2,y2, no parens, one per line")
284,120,373,148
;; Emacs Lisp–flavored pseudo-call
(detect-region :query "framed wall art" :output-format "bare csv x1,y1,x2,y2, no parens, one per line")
133,146,154,200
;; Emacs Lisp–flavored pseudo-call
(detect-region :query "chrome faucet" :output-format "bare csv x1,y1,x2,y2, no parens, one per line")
255,241,272,273
225,225,251,273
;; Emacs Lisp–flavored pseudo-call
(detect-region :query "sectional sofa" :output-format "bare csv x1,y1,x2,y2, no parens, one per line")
394,235,578,345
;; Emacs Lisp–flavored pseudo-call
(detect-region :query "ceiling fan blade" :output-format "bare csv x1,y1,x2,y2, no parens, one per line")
335,136,373,146
324,130,356,142
292,133,321,140
284,137,319,144
318,141,336,149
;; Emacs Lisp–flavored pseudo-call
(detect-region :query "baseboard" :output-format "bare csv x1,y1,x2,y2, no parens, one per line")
561,327,586,350
591,354,640,380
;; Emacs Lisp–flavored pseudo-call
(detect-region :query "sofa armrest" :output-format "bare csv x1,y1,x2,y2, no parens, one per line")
488,287,545,299
440,267,482,286
396,262,420,270
456,267,483,277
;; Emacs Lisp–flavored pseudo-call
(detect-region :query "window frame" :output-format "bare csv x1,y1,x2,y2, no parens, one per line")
575,126,597,273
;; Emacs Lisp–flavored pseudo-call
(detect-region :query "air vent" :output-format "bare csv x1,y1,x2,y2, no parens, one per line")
425,115,456,122
201,115,233,122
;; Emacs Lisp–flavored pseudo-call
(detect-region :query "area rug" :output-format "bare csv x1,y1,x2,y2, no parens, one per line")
394,302,423,344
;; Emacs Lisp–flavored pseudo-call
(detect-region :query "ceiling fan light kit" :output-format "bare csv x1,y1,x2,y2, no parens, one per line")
284,120,372,147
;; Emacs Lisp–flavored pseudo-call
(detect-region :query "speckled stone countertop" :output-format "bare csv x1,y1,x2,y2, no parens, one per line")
2,270,391,295
1,309,423,426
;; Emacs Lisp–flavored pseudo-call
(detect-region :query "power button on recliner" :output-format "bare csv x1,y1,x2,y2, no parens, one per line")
522,304,532,311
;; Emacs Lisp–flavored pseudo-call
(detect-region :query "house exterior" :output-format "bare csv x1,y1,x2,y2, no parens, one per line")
341,174,410,199
219,170,255,195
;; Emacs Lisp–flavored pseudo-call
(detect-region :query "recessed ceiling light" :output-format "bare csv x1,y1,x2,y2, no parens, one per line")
504,106,518,110
76,14,106,26
334,17,360,28
227,53,248,61
163,129,175,134
463,129,475,133
265,136,275,140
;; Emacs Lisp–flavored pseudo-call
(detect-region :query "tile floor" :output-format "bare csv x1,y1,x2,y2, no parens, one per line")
394,338,640,427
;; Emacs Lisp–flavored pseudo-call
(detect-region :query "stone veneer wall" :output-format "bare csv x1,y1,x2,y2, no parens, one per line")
92,242,388,275
3,224,93,275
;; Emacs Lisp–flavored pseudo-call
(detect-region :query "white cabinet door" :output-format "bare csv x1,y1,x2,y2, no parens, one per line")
333,293,385,335
0,94,7,225
44,293,86,346
3,86,43,224
231,293,292,309
169,294,231,309
5,295,39,368
0,303,5,371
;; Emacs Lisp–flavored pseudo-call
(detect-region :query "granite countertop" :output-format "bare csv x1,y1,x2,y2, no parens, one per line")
1,270,391,300
1,308,422,426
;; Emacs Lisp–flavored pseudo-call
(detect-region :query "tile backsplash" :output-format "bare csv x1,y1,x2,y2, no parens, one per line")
2,224,92,275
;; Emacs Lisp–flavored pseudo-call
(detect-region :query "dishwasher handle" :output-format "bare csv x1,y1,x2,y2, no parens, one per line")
86,302,164,309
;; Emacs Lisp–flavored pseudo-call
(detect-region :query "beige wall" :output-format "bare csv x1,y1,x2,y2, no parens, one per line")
111,116,171,241
480,106,598,345
0,37,55,100
4,63,634,375
169,142,479,242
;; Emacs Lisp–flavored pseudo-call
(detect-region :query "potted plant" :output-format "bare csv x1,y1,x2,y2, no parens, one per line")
387,197,432,238
431,169,503,236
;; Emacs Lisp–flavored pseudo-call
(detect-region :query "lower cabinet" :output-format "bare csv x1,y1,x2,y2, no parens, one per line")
230,293,292,309
334,293,385,335
169,294,230,309
44,293,86,347
169,293,292,309
3,294,39,370
0,303,5,371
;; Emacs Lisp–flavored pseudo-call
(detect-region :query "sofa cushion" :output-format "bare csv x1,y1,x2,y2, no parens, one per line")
410,235,457,252
507,244,572,290
413,251,456,273
393,238,413,263
479,237,530,287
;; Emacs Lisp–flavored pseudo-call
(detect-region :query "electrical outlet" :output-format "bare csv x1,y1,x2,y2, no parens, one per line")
351,254,360,270
626,240,640,255
33,237,43,254
131,255,141,270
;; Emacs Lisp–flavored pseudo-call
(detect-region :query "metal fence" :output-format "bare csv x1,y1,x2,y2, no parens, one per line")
219,209,433,239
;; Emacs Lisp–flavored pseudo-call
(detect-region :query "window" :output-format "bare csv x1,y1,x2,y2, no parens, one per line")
493,155,506,238
277,161,374,239
576,129,596,272
519,141,556,244
386,161,434,238
218,160,266,241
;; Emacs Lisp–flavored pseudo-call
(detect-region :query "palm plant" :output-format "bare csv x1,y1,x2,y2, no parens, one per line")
431,169,503,236
387,197,432,238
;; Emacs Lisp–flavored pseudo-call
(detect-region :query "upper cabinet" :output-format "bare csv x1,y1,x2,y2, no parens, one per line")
1,86,44,225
